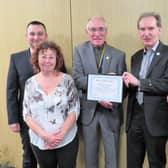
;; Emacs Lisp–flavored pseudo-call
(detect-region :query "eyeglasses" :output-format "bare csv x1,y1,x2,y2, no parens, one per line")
88,27,106,33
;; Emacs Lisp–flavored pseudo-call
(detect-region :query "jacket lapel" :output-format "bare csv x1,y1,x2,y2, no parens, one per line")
132,51,143,79
87,42,98,73
101,45,112,73
146,42,163,77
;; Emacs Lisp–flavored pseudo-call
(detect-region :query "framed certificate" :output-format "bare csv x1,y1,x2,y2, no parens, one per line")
87,74,123,103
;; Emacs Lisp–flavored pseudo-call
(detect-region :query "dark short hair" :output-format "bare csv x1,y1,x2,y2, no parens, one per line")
26,20,47,32
31,41,64,73
137,12,162,29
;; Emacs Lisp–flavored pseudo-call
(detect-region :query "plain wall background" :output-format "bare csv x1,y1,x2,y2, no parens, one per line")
0,0,168,167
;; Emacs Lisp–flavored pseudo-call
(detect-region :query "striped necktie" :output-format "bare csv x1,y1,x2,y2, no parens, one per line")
136,50,153,104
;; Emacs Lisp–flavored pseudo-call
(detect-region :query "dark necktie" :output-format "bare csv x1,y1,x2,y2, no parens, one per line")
95,48,102,67
94,45,105,73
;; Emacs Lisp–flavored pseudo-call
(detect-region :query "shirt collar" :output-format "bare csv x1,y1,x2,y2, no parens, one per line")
143,41,159,54
92,42,106,51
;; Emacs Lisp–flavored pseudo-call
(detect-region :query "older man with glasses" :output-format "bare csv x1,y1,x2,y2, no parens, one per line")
73,16,127,168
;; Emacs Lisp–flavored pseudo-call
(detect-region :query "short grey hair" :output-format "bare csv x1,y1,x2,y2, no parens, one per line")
86,16,107,31
137,12,162,29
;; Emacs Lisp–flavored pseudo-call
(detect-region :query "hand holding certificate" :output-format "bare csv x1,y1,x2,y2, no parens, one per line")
87,74,123,103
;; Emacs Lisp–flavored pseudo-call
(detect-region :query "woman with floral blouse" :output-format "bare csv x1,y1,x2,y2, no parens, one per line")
23,41,80,168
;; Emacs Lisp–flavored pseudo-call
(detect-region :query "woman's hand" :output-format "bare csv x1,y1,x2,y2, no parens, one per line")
44,130,65,148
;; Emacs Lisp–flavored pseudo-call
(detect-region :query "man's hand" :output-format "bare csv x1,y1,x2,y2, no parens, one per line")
9,123,20,133
166,96,168,103
98,100,113,109
122,72,140,87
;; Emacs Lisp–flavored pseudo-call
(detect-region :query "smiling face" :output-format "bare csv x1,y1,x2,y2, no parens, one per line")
138,16,161,50
26,24,48,50
38,49,57,73
86,17,107,47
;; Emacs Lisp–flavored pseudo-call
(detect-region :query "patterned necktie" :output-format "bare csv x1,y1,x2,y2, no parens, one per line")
137,51,152,104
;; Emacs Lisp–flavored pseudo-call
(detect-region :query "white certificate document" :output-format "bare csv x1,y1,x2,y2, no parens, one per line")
87,74,123,103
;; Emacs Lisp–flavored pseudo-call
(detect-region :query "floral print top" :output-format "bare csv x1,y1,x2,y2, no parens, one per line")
23,73,80,150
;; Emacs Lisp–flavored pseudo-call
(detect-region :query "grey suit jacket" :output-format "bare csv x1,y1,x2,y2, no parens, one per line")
126,41,168,136
73,41,126,131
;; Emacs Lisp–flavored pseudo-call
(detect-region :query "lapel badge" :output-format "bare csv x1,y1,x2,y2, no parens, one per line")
105,56,109,60
156,52,160,56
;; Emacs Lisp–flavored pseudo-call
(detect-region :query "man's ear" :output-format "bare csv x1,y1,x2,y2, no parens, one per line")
85,28,88,35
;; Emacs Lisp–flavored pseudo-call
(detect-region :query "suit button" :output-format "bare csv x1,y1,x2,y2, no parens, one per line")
148,79,152,86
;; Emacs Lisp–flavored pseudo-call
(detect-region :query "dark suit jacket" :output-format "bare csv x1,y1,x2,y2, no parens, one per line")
7,49,67,125
73,41,127,131
126,41,168,136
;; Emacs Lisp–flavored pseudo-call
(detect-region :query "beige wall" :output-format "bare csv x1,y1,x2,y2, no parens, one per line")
0,0,168,167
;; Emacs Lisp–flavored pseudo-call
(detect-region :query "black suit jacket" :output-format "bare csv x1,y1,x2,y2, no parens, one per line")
126,41,168,136
7,49,67,125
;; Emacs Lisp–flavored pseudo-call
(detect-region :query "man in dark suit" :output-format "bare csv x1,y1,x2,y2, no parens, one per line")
123,12,168,168
6,21,66,168
73,16,126,168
